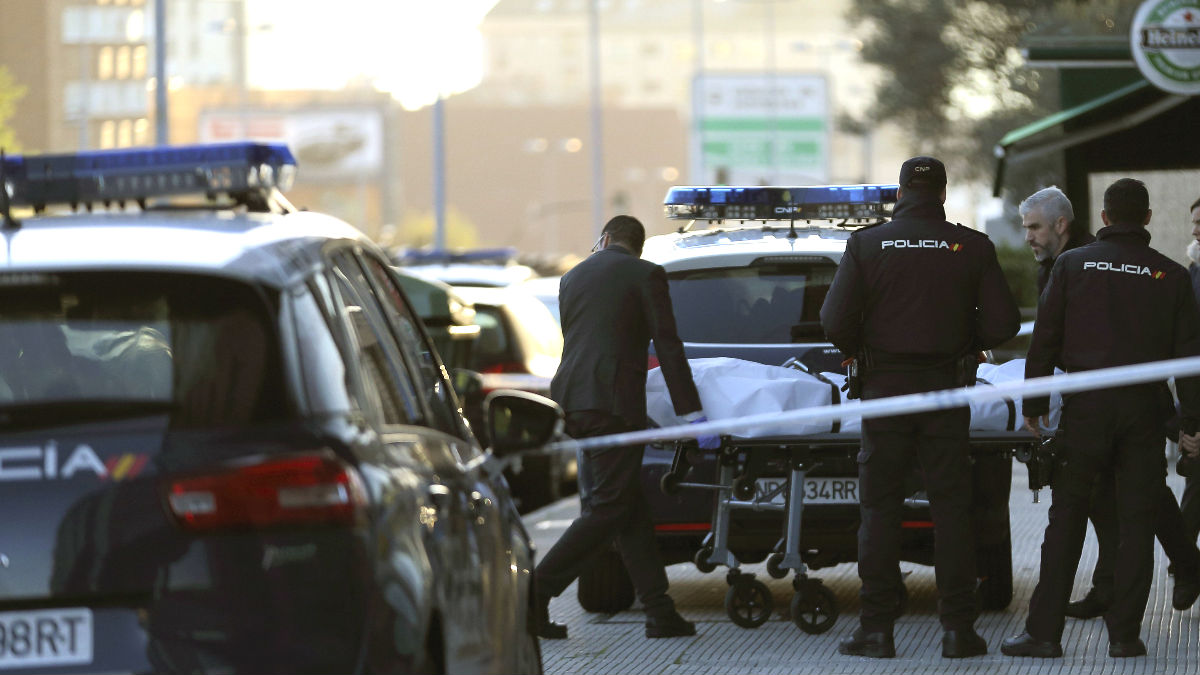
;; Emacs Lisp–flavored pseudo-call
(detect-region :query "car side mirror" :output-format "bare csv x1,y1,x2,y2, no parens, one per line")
484,389,564,457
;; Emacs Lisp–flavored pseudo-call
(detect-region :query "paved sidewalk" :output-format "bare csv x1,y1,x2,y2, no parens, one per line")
524,465,1200,675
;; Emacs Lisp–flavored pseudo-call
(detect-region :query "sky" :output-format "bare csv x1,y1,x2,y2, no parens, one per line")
247,0,500,110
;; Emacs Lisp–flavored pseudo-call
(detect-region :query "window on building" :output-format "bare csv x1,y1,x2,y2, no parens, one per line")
116,46,131,79
117,119,133,148
132,45,147,79
134,118,150,146
97,46,114,80
99,121,116,149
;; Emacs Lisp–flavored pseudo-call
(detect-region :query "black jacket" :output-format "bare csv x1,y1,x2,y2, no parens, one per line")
550,244,702,428
819,193,1021,366
1024,224,1200,428
1037,230,1095,297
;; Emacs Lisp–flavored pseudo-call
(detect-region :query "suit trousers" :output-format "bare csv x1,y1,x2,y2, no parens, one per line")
858,369,978,634
1025,388,1164,643
1182,474,1200,550
534,411,675,618
1084,465,1199,596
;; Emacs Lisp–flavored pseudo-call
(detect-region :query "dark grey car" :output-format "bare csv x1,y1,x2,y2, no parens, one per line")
0,143,560,674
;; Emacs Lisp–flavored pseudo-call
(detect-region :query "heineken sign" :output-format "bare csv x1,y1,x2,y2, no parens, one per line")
1132,0,1200,94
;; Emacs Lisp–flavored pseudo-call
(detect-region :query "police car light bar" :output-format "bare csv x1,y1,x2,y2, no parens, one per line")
0,142,296,213
664,185,899,221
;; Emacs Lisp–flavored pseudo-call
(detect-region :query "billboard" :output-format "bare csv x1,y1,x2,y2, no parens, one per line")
199,108,385,181
691,73,830,186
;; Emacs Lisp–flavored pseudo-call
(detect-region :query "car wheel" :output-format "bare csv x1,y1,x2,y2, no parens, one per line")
577,549,635,613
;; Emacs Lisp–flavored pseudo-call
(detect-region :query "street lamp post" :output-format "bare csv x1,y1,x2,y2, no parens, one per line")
588,0,605,239
154,0,168,145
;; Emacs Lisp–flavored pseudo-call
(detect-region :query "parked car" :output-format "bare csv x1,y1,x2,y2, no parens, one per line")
451,285,574,512
518,276,562,326
575,185,1023,616
393,270,482,374
0,143,560,675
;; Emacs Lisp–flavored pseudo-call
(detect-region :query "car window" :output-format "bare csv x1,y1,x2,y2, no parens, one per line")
0,272,285,428
359,253,463,439
668,262,837,344
470,306,514,371
509,294,563,359
328,253,424,426
291,277,356,415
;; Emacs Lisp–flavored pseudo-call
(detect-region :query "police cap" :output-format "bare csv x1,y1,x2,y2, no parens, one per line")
899,156,947,192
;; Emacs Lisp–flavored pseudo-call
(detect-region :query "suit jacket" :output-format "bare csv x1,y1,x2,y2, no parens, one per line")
550,244,702,428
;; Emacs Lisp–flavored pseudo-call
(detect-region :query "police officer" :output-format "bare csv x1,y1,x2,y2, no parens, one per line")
821,156,1021,659
1003,178,1200,659
1030,186,1200,620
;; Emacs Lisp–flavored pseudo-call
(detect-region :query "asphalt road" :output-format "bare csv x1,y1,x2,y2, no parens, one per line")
524,462,1200,675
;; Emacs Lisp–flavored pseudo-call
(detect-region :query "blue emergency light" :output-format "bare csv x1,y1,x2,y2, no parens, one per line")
663,184,899,222
0,142,296,216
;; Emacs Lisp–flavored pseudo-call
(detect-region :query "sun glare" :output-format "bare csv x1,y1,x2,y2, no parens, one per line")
247,0,499,110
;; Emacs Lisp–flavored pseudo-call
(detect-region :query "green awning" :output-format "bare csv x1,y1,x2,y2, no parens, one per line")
992,79,1190,196
996,80,1150,148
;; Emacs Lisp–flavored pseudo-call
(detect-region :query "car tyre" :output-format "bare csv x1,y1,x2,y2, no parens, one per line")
577,549,635,613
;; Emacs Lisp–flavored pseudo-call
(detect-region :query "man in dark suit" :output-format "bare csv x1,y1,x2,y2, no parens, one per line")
535,215,717,640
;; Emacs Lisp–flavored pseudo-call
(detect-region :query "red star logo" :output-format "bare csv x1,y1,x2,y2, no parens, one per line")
1187,11,1195,22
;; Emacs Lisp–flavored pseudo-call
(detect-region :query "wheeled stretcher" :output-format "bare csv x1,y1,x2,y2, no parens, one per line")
656,430,1044,633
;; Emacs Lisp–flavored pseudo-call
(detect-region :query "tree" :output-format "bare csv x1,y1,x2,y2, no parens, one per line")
0,66,27,152
844,0,1136,202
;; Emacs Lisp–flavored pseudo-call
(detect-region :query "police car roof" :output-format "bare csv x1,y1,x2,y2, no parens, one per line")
642,224,850,271
1,208,373,288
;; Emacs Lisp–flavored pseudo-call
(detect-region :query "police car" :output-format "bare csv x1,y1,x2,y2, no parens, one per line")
576,185,1020,617
0,143,559,674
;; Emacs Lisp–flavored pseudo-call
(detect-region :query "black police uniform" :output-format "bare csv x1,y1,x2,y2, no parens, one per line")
820,184,1021,639
1181,263,1200,549
1021,223,1200,645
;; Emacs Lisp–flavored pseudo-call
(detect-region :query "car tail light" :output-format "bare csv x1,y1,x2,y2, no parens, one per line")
647,355,660,370
481,361,528,374
165,453,368,531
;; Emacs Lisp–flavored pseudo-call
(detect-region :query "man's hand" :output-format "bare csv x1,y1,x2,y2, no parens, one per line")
1023,414,1051,438
1179,431,1200,458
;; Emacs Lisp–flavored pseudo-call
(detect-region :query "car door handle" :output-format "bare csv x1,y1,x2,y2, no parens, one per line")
426,483,451,510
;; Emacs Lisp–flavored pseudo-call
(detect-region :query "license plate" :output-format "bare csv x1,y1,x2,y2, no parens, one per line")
755,477,860,505
0,608,92,670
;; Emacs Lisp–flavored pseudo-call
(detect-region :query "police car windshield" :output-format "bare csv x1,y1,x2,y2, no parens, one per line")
668,262,836,344
0,273,285,428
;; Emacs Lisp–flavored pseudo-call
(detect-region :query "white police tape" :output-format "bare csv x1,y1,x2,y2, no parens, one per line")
542,355,1200,455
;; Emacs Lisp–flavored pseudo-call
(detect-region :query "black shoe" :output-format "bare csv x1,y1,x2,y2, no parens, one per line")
837,628,896,658
1000,632,1063,658
645,611,696,638
535,598,567,640
942,628,988,658
1064,589,1111,619
1108,638,1146,657
1173,575,1200,610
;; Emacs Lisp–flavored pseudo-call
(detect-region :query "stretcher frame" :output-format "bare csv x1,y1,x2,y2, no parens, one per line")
659,430,1043,632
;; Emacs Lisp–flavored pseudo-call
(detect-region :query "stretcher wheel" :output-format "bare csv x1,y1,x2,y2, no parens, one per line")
694,546,717,574
790,579,837,634
732,476,755,501
766,552,788,579
659,472,681,495
725,576,773,628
